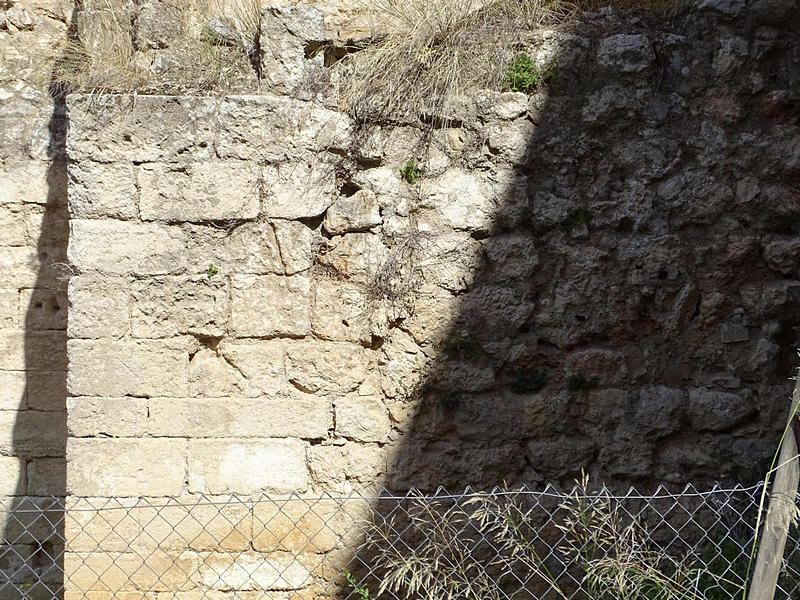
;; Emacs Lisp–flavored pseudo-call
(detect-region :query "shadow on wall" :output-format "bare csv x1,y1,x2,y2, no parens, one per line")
379,3,800,494
1,4,78,598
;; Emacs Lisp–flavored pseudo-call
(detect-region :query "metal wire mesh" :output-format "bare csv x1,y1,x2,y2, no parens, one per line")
1,483,799,599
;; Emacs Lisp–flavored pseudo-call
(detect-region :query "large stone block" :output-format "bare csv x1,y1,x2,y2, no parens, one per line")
0,410,66,458
67,338,190,397
0,161,59,205
68,161,138,219
0,330,67,371
260,6,324,97
131,276,229,338
420,169,494,232
26,458,66,495
19,287,68,331
68,276,130,339
66,496,252,552
189,550,311,591
0,370,26,410
0,289,18,328
69,219,186,275
314,233,387,284
688,388,753,431
273,220,313,274
67,438,185,497
0,245,66,288
252,498,345,553
139,162,261,222
0,456,25,496
27,371,67,411
231,274,310,337
285,340,366,394
262,162,335,219
67,95,217,163
214,340,287,396
188,439,308,494
334,395,391,443
312,279,370,343
148,396,331,440
67,397,148,438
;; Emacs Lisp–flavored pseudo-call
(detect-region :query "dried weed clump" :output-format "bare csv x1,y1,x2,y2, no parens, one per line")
53,0,261,95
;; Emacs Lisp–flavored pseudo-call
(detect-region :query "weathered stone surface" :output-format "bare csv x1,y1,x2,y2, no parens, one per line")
0,330,66,371
307,443,387,490
67,338,189,397
597,34,655,72
68,161,137,219
0,289,17,327
27,371,67,412
763,238,800,274
526,438,595,478
285,340,366,394
0,370,26,410
0,409,66,457
273,220,313,274
139,162,261,222
188,439,308,494
148,396,332,439
215,340,287,396
252,499,343,553
312,279,370,342
262,162,335,219
192,550,311,591
231,274,311,337
0,456,24,496
335,395,391,442
131,276,229,338
697,0,746,15
688,388,753,431
323,190,382,235
26,458,66,495
260,6,324,97
634,386,687,435
314,233,387,284
67,397,148,438
69,219,186,275
420,169,494,232
68,275,129,339
20,287,68,331
67,438,185,497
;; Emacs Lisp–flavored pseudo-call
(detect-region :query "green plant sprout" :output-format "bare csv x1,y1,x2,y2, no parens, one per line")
503,52,542,93
206,263,219,279
343,570,375,600
399,160,423,184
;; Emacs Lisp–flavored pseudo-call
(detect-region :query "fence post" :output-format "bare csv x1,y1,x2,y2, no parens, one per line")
748,373,800,600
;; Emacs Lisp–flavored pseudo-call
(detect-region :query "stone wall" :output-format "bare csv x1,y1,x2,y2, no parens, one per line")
4,0,800,597
1,1,73,596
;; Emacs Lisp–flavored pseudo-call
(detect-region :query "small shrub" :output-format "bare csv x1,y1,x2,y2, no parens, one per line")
503,52,542,93
206,263,220,279
511,370,549,393
399,160,423,184
565,373,598,392
343,570,375,600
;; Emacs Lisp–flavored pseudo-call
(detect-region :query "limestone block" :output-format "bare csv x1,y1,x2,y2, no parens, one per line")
0,495,63,545
420,169,495,233
260,6,324,96
187,439,308,494
334,395,391,442
351,167,402,199
19,287,67,331
215,340,287,396
0,370,26,410
0,330,67,371
0,410,66,457
273,220,313,274
474,90,529,120
69,219,186,276
131,276,229,338
63,549,199,592
0,245,66,288
763,238,800,274
307,443,387,490
68,275,129,339
262,162,335,219
482,234,538,280
66,497,252,552
67,397,148,438
0,456,25,496
564,349,628,387
67,438,185,497
215,95,292,161
252,498,344,553
285,340,367,394
25,203,70,246
67,95,217,163
0,289,17,327
190,550,311,591
323,190,381,235
187,349,250,398
688,388,753,431
184,223,283,277
134,0,183,49
634,386,687,436
526,438,595,478
67,338,190,397
231,274,310,337
68,161,137,219
139,162,261,222
26,458,66,495
314,233,387,284
148,396,331,439
312,279,370,343
0,204,29,245
0,161,58,205
27,371,67,411
287,103,353,153
597,34,655,73
414,232,482,293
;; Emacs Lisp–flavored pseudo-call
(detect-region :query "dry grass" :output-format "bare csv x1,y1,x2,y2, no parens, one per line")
53,0,261,95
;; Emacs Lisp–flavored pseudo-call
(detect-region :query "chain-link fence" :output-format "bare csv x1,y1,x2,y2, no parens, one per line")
1,483,799,599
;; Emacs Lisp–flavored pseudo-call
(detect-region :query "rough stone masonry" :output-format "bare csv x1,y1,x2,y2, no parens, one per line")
2,0,800,597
